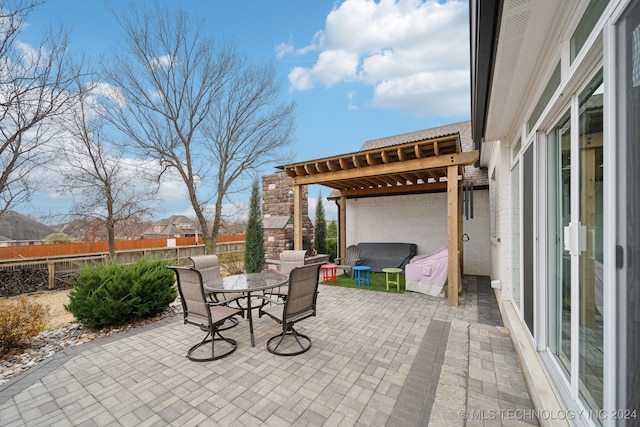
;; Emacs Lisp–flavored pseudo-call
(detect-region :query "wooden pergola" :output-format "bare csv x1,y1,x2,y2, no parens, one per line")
280,132,479,306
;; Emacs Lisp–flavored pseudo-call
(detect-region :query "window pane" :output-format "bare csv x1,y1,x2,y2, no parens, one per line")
547,111,571,377
570,0,610,62
527,62,561,133
578,69,604,412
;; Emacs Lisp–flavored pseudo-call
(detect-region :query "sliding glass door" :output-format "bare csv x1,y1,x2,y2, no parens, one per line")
547,70,604,414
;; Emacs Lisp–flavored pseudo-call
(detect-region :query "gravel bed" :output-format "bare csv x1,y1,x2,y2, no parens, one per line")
0,301,183,386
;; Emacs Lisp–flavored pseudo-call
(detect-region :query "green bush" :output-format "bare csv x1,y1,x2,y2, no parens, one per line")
0,296,49,351
65,258,177,331
326,237,338,262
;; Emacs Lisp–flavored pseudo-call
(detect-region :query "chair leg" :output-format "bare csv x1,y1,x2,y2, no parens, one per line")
266,325,312,356
187,329,237,362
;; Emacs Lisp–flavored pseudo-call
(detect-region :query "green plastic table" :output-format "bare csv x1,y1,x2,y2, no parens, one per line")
382,268,403,291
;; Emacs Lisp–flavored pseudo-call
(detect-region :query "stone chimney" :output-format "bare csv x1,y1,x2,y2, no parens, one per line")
262,172,313,261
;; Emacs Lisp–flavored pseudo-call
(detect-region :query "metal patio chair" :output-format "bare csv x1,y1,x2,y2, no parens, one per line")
270,249,307,300
259,263,321,356
189,254,244,329
168,266,242,361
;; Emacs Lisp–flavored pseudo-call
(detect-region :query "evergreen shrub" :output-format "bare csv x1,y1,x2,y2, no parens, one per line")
244,180,265,273
65,258,177,331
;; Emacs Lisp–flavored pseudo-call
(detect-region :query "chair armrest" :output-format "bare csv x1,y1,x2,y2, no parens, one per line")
208,292,244,303
257,294,284,318
206,298,237,308
257,294,283,306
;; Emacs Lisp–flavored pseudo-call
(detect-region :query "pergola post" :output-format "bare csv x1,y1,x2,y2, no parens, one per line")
459,185,464,274
447,165,460,306
293,184,303,250
339,194,347,260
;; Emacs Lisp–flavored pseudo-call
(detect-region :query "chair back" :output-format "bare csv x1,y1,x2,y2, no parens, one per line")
280,250,307,275
189,255,220,282
169,266,210,327
345,245,360,266
283,263,321,325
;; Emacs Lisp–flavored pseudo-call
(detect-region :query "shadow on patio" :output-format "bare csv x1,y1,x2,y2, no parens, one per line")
0,276,537,426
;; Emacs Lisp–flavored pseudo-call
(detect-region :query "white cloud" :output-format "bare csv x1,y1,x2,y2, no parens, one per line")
283,0,469,118
88,82,127,109
347,90,359,111
157,170,189,201
308,194,338,221
289,66,314,90
148,55,174,70
275,41,294,58
371,69,469,116
15,41,41,68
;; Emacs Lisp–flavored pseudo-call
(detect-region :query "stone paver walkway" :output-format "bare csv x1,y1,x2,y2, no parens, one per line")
0,276,537,426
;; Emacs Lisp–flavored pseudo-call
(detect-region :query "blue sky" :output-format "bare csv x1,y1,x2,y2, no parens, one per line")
19,0,470,223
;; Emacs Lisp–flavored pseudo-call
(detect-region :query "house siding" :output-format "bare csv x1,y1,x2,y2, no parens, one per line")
345,191,490,276
488,140,516,300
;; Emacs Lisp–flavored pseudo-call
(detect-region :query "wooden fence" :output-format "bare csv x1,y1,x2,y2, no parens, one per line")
0,235,246,296
0,235,245,261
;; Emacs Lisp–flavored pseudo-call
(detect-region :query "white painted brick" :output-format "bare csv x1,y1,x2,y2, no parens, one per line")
345,191,490,275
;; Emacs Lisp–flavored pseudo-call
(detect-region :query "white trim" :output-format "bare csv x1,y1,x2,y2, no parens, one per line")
535,131,548,353
569,90,581,401
517,159,524,319
602,11,618,426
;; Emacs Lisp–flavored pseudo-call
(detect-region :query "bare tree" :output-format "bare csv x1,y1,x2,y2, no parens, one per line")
56,80,159,259
101,3,294,253
0,0,83,218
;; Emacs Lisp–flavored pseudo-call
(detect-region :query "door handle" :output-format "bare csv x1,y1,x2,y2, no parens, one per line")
563,222,587,255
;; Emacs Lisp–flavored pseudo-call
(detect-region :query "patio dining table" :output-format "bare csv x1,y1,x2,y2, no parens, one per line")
204,272,288,347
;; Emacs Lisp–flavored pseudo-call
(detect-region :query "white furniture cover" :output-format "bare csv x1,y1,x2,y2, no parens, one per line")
405,247,460,297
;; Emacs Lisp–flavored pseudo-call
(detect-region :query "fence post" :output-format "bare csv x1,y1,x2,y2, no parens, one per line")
47,262,55,289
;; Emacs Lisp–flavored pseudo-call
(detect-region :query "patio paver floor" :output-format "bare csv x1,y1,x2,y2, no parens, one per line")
0,276,537,426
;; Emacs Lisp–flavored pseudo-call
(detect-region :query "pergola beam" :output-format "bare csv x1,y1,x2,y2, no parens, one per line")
291,151,478,186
